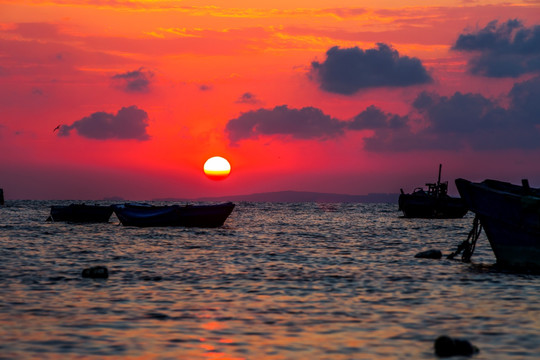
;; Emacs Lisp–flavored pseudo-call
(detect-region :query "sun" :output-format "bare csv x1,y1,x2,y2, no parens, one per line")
203,156,231,181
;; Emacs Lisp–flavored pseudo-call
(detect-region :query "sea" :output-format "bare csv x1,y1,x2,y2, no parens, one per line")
0,200,538,360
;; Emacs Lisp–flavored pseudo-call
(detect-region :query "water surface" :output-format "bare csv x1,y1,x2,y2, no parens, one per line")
0,201,538,359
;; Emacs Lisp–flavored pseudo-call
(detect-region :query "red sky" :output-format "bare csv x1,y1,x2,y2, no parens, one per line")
1,0,540,200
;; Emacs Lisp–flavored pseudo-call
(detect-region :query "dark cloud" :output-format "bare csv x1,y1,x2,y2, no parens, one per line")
226,105,344,144
199,84,212,91
111,67,154,93
508,75,540,124
226,77,540,151
235,92,261,104
310,43,432,95
413,91,498,133
348,105,407,130
364,77,540,151
58,105,150,141
453,19,540,77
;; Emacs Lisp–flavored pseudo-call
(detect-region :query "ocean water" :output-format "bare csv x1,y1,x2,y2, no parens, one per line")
0,201,538,360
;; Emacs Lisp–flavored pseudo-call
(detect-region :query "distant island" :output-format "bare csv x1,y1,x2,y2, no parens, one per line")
152,191,398,203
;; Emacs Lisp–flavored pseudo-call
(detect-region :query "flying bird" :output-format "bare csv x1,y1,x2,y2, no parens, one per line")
53,125,61,132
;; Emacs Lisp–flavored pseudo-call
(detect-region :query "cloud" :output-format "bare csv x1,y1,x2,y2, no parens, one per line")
6,22,63,40
235,92,261,104
58,105,150,140
226,105,344,144
226,77,540,151
348,105,407,130
453,19,540,77
111,67,154,93
310,43,432,95
364,76,540,151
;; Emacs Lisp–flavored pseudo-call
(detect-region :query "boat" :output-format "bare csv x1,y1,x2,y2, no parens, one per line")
46,204,113,223
398,164,468,218
112,202,235,227
455,178,540,268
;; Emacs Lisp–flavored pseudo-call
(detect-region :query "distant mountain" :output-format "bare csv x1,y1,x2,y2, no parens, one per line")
154,191,399,203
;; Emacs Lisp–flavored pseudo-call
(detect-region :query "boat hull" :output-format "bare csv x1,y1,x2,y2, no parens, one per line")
456,178,540,268
113,202,235,228
48,204,113,223
398,194,468,219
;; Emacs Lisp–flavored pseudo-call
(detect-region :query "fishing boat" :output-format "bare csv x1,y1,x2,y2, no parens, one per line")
398,164,467,218
112,202,235,227
455,178,540,268
47,204,113,223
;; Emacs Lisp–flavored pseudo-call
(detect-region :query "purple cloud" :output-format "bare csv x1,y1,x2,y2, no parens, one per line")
58,105,150,141
310,44,432,95
226,77,540,151
365,76,540,151
226,105,344,144
348,105,407,130
453,19,540,77
111,67,154,93
235,92,261,104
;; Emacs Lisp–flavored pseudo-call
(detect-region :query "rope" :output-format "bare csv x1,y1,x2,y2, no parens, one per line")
447,215,482,262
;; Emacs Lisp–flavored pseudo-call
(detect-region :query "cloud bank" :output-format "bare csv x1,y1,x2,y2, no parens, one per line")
453,19,540,77
226,76,540,151
310,44,432,95
58,105,150,140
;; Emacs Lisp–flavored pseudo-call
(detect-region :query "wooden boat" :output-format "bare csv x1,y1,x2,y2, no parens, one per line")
47,204,113,223
398,164,467,218
112,202,235,227
455,178,540,268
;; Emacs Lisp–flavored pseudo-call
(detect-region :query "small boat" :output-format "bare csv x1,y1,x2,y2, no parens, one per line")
399,164,468,218
47,204,113,223
112,202,235,227
455,178,540,268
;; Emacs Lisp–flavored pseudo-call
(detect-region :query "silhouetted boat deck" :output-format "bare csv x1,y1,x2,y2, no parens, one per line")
399,165,467,219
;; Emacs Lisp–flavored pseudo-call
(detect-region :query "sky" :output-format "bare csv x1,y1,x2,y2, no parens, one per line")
1,0,540,200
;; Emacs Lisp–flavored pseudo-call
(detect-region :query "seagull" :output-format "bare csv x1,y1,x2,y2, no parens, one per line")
53,125,61,132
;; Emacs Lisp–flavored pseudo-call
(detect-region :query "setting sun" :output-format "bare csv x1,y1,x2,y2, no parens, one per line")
203,156,231,181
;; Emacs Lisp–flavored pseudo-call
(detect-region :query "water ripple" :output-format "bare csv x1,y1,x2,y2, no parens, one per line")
0,201,538,359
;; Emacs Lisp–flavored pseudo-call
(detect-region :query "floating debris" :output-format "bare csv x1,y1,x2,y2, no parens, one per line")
415,249,442,259
434,335,479,357
82,266,109,279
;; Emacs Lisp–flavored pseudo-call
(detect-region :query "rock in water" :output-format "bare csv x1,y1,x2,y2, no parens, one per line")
82,266,109,279
415,249,443,259
434,335,479,357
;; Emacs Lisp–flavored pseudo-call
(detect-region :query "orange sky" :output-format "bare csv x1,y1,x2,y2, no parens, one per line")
1,0,540,200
